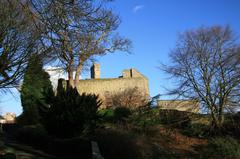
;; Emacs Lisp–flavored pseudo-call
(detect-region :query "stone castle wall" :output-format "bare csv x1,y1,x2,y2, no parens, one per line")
75,77,149,97
59,66,150,108
157,100,200,113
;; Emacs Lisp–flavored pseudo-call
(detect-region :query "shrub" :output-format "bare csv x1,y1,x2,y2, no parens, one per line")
49,137,91,159
222,113,240,138
98,108,114,122
96,130,139,159
183,123,207,138
130,108,192,128
0,153,16,159
114,107,131,122
16,124,49,148
105,87,149,108
202,137,240,159
0,140,5,149
129,107,162,134
43,87,102,138
158,109,192,127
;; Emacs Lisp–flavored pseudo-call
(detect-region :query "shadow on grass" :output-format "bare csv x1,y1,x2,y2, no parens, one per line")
93,126,203,159
94,129,139,159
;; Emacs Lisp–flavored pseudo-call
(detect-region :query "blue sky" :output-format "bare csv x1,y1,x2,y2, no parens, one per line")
1,0,240,115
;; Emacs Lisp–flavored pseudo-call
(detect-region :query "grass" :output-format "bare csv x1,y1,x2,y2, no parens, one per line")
94,107,240,159
200,136,240,159
95,107,209,159
94,123,208,159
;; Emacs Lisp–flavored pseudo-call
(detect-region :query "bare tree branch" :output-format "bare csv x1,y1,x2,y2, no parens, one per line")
162,26,240,129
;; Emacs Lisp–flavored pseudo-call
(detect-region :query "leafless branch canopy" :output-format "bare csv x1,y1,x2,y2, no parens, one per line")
28,0,132,87
162,26,240,128
0,0,43,90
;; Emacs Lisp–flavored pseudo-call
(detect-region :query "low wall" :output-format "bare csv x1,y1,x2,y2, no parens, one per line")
157,100,200,113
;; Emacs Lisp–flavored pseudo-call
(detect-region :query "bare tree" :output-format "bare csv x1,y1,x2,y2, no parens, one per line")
105,87,149,108
0,0,41,90
162,26,240,130
29,0,132,88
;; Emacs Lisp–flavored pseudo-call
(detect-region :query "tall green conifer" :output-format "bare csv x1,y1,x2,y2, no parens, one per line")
20,55,53,125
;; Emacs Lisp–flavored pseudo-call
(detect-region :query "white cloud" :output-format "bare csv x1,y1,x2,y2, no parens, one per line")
132,5,144,13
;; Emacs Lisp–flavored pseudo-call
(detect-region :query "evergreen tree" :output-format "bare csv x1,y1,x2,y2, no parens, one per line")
19,55,54,125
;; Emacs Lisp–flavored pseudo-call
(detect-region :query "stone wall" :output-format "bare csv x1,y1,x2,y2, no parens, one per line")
0,112,16,124
157,100,200,113
59,67,150,108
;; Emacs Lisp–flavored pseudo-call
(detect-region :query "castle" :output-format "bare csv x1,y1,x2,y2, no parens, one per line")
59,64,150,108
53,64,199,112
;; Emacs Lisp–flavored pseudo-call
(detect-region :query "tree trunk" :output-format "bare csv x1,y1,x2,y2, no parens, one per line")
210,110,220,133
68,73,74,88
74,63,83,87
218,115,224,128
218,103,225,127
68,67,74,88
210,113,224,135
218,112,224,128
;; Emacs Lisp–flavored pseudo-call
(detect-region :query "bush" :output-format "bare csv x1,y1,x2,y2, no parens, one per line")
158,109,192,127
0,153,16,159
16,124,49,148
183,123,207,138
43,87,101,138
49,137,91,159
96,130,139,159
15,124,92,158
130,108,192,128
0,140,5,149
222,113,240,138
201,137,240,159
98,108,114,122
114,107,131,122
105,87,149,108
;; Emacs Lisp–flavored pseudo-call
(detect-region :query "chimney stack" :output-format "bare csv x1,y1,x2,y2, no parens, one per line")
91,63,100,79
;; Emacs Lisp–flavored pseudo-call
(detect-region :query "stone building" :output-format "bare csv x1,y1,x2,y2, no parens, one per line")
59,64,150,108
0,112,16,124
157,100,200,113
55,64,200,112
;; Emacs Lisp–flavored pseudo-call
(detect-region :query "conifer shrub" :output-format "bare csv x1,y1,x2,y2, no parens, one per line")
19,55,54,125
43,87,102,138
